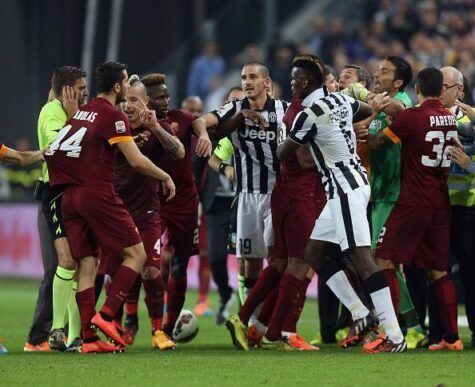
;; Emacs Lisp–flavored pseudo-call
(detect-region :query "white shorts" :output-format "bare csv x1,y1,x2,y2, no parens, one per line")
310,185,371,251
236,192,273,258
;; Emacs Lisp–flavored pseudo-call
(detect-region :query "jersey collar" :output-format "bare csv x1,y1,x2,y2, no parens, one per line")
302,87,329,107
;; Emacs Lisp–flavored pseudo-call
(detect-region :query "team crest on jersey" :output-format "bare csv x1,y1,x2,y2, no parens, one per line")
115,120,126,133
269,112,277,123
171,122,179,133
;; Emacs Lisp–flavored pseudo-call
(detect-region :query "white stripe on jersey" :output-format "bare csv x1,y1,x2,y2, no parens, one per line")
289,90,368,199
212,97,288,194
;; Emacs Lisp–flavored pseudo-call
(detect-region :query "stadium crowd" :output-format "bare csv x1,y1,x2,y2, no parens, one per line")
0,0,474,356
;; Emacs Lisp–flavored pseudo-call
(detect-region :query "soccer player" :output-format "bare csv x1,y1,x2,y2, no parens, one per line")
104,77,183,350
26,67,88,353
45,61,175,353
226,55,326,351
338,64,372,91
352,57,427,348
140,72,212,337
0,143,42,165
197,63,288,323
441,67,475,347
277,56,407,354
368,67,462,351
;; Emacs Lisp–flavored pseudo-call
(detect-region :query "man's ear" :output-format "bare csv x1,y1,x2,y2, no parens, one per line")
393,79,403,90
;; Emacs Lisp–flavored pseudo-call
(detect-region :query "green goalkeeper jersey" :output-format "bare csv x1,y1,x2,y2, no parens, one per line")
368,91,412,203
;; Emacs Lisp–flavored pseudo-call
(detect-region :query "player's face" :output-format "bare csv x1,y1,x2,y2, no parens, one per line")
241,65,269,100
440,70,463,108
325,73,338,92
373,60,399,94
73,77,88,106
125,85,148,124
338,68,358,90
148,84,170,118
290,67,308,98
116,70,130,104
183,100,203,118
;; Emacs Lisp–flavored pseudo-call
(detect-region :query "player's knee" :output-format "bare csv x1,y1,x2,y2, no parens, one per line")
270,258,287,273
287,257,308,278
142,265,160,280
54,238,75,270
245,258,263,278
427,269,447,283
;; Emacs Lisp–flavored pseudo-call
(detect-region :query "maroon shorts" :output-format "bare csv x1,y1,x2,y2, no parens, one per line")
98,214,161,276
62,186,141,260
271,191,325,259
376,204,451,271
160,199,199,258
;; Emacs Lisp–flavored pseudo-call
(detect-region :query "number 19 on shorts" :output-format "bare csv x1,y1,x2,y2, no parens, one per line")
239,238,252,255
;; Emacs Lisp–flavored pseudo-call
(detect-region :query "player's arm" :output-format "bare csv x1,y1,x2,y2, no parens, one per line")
209,138,235,181
141,109,185,160
277,109,315,160
295,147,315,170
117,140,175,200
450,146,474,173
455,100,475,122
0,145,43,166
345,83,404,118
192,118,212,157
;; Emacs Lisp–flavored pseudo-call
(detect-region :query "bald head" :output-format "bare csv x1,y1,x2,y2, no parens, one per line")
440,66,464,108
182,96,203,118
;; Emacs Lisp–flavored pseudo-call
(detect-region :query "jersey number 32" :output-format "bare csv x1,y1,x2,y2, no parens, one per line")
421,130,457,168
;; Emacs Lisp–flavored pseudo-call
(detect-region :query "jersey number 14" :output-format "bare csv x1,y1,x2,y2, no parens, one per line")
46,125,87,158
421,130,457,168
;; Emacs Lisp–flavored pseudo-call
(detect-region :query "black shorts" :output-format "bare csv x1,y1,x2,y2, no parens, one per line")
41,183,66,241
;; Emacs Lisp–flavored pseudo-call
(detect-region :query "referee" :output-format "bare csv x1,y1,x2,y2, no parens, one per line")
24,66,88,352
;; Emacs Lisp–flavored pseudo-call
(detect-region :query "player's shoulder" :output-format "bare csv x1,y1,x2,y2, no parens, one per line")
170,109,195,123
39,99,66,119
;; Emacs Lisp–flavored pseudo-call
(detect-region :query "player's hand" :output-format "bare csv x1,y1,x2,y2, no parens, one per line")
62,86,79,118
162,176,176,201
133,133,149,148
140,108,160,129
224,165,235,182
368,92,390,114
353,121,369,142
195,133,212,157
449,146,471,170
240,109,266,129
455,100,475,122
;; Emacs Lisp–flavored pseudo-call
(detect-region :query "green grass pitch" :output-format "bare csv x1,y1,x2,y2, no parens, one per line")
0,277,474,386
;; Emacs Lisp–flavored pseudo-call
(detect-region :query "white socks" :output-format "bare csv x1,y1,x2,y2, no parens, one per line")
326,270,370,320
369,287,404,343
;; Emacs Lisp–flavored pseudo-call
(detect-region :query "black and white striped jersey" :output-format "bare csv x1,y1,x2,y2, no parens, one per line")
289,89,368,199
211,97,288,194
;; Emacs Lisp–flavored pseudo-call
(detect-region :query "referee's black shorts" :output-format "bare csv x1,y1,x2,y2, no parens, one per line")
41,183,67,241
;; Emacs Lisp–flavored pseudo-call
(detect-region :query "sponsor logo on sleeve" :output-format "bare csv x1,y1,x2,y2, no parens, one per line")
115,120,126,133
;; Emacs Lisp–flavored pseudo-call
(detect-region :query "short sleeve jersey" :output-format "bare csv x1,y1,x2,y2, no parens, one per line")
45,97,133,191
368,91,412,203
37,99,68,183
384,99,457,208
289,90,368,199
0,143,8,160
113,122,175,223
158,109,198,205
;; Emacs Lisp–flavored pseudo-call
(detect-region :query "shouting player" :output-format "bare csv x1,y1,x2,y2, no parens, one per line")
368,67,462,351
45,61,175,353
277,55,407,354
140,72,212,338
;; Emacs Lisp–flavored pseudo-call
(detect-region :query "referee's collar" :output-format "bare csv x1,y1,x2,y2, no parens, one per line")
302,87,328,107
241,94,274,111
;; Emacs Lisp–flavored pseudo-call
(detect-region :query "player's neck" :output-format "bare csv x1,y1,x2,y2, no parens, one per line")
248,93,268,110
130,121,142,129
97,93,117,107
418,95,440,104
388,89,399,98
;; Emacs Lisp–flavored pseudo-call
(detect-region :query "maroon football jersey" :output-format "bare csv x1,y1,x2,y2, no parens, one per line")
113,122,175,223
45,97,133,190
274,97,325,201
387,99,457,208
158,109,198,205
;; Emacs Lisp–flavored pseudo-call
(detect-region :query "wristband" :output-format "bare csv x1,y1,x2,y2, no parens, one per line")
219,163,227,176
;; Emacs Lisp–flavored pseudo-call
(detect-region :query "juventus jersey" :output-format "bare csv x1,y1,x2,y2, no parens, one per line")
289,89,368,199
211,96,288,194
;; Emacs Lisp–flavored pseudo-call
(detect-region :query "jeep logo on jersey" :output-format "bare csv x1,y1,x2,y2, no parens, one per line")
115,121,126,133
239,126,276,142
